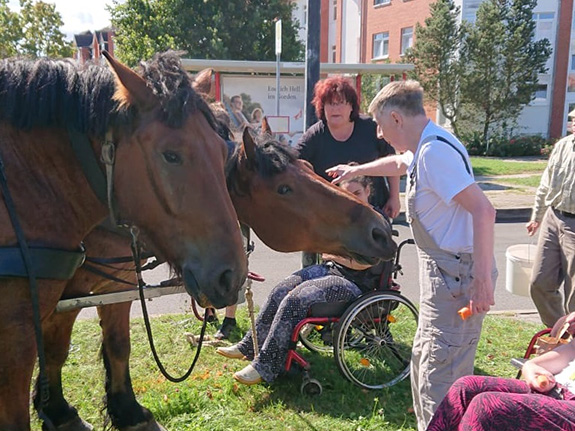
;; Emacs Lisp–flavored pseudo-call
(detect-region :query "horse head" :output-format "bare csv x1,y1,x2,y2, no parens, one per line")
229,125,397,264
103,52,246,307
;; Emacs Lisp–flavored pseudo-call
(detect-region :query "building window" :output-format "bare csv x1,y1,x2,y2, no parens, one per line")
332,45,337,63
372,32,389,59
400,27,413,55
374,0,391,5
533,12,555,41
534,84,548,100
333,0,337,20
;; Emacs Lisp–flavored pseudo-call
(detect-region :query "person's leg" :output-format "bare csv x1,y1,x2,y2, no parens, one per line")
412,251,496,431
214,304,238,340
531,208,565,327
245,275,362,383
235,265,331,359
426,375,530,431
460,391,575,431
560,216,575,316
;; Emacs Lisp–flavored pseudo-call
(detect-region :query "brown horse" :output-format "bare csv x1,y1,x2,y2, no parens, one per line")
37,122,397,430
0,52,247,431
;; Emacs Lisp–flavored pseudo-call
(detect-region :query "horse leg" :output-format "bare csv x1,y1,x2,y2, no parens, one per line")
99,301,166,431
34,309,93,431
0,281,66,431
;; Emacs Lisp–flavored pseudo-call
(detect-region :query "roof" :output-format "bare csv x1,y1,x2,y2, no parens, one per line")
180,59,414,75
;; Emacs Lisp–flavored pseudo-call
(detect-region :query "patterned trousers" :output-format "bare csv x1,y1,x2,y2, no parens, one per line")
426,375,575,431
236,263,362,383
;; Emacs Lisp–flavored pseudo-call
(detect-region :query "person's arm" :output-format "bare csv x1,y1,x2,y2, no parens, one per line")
326,155,408,184
383,175,401,219
522,338,575,391
526,146,557,236
452,183,496,314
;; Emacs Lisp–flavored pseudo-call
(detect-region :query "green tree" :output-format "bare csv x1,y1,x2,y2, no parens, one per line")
464,0,551,146
110,0,304,66
406,0,468,136
0,0,22,57
0,0,73,58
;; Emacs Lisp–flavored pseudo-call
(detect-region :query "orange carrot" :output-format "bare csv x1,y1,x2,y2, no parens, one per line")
458,306,472,320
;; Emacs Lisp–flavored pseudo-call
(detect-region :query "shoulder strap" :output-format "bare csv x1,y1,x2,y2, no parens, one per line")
420,135,471,175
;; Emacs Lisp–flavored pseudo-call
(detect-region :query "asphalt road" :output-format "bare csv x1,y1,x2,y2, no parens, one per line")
77,220,540,321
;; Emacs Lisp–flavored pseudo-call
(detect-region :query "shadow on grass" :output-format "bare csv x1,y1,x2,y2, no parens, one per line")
250,351,417,429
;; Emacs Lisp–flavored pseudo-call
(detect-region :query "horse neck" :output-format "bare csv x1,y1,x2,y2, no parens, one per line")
0,124,107,249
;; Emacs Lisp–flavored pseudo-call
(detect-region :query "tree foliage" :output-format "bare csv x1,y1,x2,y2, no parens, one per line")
407,0,551,142
0,0,72,58
110,0,304,66
465,0,551,144
0,0,73,58
406,0,468,136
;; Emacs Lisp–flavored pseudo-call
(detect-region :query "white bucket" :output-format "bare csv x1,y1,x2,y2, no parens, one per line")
505,244,537,297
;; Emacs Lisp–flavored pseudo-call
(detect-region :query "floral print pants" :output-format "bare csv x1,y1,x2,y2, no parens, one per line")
426,375,575,431
236,263,362,383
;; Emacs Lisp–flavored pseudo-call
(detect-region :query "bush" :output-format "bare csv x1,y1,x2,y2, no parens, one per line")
459,132,548,157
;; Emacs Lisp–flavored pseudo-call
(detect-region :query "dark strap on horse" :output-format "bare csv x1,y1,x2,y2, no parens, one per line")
68,129,123,226
0,246,85,279
0,148,57,430
68,128,107,204
130,227,208,382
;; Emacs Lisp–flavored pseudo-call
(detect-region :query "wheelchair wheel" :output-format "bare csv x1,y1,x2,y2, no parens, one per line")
333,291,418,390
299,323,334,354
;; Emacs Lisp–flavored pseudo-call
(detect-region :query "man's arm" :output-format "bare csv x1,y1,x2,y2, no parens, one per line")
384,175,401,219
326,155,408,184
452,183,496,314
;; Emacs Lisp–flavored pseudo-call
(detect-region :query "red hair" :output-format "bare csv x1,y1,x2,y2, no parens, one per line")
311,76,360,123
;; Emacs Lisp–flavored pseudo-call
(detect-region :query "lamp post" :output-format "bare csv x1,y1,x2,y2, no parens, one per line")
275,19,282,116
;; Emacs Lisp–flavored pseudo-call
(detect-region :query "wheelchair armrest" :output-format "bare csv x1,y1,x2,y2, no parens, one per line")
510,357,527,369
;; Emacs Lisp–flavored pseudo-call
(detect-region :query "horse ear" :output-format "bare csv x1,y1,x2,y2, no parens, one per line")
242,127,257,166
102,51,156,111
261,116,272,136
192,68,215,98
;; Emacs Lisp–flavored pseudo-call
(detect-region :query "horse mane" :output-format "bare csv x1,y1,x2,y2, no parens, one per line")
0,51,217,137
226,132,299,197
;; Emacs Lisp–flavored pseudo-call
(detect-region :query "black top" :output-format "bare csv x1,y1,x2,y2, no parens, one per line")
297,116,395,208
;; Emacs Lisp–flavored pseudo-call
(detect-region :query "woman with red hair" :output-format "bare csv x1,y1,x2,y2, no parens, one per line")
297,76,400,267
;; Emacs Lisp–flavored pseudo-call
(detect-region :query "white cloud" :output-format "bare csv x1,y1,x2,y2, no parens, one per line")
7,0,118,40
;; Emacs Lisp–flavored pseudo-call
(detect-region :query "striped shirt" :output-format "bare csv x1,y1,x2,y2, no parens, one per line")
531,134,575,222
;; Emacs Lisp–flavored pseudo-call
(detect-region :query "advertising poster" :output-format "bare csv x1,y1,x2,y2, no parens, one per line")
221,75,306,147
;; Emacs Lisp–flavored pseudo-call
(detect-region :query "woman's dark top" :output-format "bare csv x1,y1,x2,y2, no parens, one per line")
297,116,395,209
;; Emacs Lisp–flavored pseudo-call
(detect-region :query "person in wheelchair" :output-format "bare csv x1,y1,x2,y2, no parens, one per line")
426,311,575,431
216,173,394,385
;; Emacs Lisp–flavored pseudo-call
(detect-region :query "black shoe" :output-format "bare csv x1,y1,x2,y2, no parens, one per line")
215,317,237,340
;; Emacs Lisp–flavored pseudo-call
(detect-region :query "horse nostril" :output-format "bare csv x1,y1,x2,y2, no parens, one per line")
372,227,397,257
219,268,235,295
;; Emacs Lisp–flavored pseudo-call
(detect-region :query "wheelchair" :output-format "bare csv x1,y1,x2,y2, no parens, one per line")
285,238,419,395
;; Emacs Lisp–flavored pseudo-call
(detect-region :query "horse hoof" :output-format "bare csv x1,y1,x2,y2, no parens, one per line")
54,416,94,431
123,421,167,431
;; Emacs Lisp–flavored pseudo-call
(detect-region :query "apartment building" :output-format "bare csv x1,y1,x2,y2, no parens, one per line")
300,0,574,139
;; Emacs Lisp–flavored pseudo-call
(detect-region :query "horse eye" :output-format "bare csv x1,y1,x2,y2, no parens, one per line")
277,184,292,195
162,150,182,165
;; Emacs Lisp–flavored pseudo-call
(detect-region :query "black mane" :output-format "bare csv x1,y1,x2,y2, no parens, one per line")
227,132,298,196
0,51,217,137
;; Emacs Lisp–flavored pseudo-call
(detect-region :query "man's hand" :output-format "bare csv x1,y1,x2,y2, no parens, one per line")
469,277,495,315
326,164,357,185
526,220,540,236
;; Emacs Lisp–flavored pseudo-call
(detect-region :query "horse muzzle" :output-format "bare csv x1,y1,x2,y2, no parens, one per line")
182,263,243,309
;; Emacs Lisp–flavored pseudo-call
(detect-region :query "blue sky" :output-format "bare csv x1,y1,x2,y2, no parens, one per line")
8,0,116,39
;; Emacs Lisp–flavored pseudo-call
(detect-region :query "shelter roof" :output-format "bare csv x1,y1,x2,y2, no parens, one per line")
181,59,414,75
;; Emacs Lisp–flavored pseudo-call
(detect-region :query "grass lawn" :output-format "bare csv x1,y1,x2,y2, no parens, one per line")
470,157,547,177
494,175,542,188
31,310,544,431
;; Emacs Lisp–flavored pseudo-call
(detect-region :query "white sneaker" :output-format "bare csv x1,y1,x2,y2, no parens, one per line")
233,364,262,385
216,344,245,359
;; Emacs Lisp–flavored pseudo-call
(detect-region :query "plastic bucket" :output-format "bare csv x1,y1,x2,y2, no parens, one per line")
505,244,537,297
